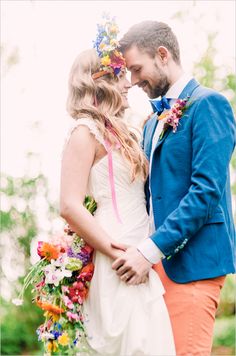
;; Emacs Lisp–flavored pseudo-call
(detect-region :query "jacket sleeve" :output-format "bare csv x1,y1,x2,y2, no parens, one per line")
150,92,236,256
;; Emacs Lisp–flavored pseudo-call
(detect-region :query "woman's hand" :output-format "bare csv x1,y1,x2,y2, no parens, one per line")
110,241,129,260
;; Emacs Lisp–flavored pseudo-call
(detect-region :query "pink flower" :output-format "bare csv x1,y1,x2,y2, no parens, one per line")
66,312,80,322
62,286,69,293
50,232,74,252
63,295,74,310
158,97,189,135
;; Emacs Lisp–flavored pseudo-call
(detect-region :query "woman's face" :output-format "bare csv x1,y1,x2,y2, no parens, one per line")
114,70,132,109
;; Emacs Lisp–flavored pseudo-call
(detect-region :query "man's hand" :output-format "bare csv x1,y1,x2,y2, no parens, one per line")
111,246,152,285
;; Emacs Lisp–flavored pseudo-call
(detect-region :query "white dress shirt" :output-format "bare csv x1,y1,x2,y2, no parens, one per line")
138,73,193,264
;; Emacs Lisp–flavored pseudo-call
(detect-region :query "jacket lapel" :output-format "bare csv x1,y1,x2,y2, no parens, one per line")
178,78,200,100
144,114,158,159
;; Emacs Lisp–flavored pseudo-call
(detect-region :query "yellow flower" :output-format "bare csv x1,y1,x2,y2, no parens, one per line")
101,55,111,66
58,332,70,346
44,311,60,322
158,111,170,120
47,341,58,352
110,39,118,47
110,25,118,34
99,43,106,50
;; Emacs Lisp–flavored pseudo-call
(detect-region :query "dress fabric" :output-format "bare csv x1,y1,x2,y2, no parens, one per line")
67,118,176,356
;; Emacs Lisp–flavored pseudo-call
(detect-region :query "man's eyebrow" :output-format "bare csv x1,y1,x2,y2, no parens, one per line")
127,65,139,71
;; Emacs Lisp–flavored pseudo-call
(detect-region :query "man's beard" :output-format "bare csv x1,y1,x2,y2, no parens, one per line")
148,65,170,98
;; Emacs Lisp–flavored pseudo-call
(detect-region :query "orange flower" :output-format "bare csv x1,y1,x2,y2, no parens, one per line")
36,299,64,314
37,241,60,261
80,262,94,274
78,262,94,283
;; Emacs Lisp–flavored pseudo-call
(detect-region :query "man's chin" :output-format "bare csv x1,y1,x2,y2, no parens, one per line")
144,91,156,99
142,86,152,98
142,86,157,99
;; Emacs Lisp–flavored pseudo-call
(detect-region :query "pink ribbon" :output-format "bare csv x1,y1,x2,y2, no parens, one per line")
93,97,122,223
105,139,122,224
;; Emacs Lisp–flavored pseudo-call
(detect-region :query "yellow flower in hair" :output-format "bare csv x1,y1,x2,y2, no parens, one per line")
110,25,118,34
93,15,125,77
99,43,106,50
101,55,111,66
110,39,118,47
58,332,70,346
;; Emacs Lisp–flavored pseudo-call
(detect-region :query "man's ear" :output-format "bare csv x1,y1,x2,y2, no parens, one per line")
156,46,169,64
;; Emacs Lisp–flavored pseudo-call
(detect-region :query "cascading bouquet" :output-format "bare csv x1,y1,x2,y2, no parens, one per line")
13,196,97,355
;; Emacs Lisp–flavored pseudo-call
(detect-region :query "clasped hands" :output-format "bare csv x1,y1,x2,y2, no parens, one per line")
111,242,152,285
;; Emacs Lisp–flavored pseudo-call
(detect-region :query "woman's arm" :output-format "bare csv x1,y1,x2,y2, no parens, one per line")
60,125,122,260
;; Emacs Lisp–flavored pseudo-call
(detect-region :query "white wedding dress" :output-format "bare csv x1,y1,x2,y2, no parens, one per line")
67,118,175,356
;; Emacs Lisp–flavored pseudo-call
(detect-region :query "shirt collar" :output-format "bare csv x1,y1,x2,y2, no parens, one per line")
165,73,193,100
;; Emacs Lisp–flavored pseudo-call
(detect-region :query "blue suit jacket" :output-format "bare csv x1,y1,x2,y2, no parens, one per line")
143,79,236,283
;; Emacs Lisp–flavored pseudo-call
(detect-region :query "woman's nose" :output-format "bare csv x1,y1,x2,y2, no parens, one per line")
125,79,132,89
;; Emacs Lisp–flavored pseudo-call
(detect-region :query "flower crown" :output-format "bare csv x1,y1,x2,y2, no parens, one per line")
92,15,126,79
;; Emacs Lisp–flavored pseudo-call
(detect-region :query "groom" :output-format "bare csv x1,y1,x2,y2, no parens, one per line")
112,21,236,355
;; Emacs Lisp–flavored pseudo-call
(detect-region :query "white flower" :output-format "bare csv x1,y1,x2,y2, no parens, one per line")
44,257,72,286
53,253,69,267
12,298,23,306
41,332,54,341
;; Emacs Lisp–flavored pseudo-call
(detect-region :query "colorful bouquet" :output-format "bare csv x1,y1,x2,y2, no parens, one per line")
13,196,97,355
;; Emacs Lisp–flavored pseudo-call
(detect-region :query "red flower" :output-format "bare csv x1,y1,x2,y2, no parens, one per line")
77,262,94,282
68,281,88,303
110,50,126,69
83,244,94,255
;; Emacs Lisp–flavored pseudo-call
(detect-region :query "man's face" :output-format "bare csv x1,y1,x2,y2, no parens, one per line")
124,45,170,98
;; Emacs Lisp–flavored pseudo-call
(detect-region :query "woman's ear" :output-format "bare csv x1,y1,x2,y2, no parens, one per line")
156,46,169,64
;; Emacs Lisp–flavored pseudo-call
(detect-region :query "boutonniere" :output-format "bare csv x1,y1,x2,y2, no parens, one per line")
158,96,190,140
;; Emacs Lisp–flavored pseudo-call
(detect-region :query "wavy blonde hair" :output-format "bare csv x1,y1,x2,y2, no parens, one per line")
67,49,148,181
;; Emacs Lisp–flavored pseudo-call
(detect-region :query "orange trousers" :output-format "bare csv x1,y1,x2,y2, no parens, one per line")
154,262,225,356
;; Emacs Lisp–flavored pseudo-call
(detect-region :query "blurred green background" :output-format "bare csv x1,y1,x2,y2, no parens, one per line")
1,1,235,355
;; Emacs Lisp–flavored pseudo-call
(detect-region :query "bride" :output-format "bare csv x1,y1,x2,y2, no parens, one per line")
60,17,175,356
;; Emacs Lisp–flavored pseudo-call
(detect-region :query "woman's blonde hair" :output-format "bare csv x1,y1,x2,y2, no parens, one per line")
67,48,148,181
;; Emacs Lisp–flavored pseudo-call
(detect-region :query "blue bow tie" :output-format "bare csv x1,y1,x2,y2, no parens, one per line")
149,96,171,115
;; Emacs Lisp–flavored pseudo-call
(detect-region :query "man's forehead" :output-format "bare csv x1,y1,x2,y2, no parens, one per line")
123,46,143,68
123,45,150,69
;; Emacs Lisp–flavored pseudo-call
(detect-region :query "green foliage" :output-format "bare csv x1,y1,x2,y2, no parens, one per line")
1,292,44,355
217,275,236,317
193,33,218,88
1,172,58,355
213,315,235,349
193,33,236,112
1,174,56,256
212,276,236,355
